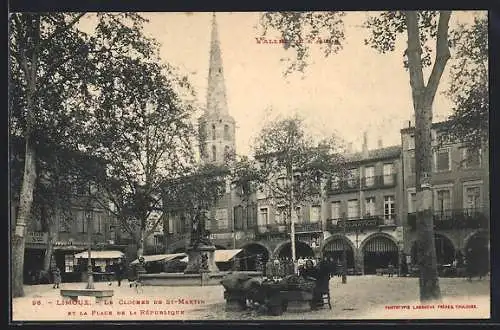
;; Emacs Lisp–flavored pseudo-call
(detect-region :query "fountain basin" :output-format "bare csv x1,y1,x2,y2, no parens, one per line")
138,271,263,287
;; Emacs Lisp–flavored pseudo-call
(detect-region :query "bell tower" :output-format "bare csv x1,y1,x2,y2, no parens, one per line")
198,13,236,165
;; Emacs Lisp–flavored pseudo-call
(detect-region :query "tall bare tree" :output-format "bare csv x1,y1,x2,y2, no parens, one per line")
9,12,173,297
259,10,465,301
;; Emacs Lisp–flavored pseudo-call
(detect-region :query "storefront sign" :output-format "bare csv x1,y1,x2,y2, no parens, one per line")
26,232,48,244
337,219,380,229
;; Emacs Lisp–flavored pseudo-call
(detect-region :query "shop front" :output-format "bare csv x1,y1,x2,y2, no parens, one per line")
24,232,48,284
74,250,125,282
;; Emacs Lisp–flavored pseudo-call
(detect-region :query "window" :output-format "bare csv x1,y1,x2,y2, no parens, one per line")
94,212,104,234
65,254,75,273
77,210,88,233
59,214,72,233
224,146,231,160
462,148,481,168
204,211,211,231
331,201,341,220
233,206,244,230
347,200,359,219
211,124,216,140
408,134,415,150
224,125,230,140
246,204,257,227
33,213,43,232
464,186,481,211
331,176,340,190
435,149,450,172
408,192,417,213
275,206,286,224
435,189,452,220
383,163,394,185
310,205,321,223
259,208,269,226
365,197,376,216
212,145,217,162
347,168,359,188
294,206,302,223
154,235,163,247
384,196,395,222
167,212,176,234
365,166,375,187
277,177,286,189
408,150,416,173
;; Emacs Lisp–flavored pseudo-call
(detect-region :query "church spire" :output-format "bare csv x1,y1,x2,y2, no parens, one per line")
206,12,229,116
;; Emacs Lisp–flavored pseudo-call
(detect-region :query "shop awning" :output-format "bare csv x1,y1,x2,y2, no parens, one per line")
130,253,187,265
215,249,243,263
74,250,125,259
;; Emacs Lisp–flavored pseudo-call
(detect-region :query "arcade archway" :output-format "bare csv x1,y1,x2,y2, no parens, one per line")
411,234,455,266
362,235,398,274
276,241,315,259
239,243,270,271
322,237,354,269
465,231,489,273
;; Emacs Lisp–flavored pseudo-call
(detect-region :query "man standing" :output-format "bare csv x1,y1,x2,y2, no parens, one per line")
115,259,125,287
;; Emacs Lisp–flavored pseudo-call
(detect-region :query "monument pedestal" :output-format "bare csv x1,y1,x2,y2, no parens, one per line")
184,244,219,274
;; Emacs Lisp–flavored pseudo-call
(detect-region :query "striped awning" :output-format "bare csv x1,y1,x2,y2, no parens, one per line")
324,239,351,252
364,237,398,253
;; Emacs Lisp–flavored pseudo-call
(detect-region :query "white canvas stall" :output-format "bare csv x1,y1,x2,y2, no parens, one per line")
130,253,187,265
215,249,243,263
175,250,243,263
74,250,124,259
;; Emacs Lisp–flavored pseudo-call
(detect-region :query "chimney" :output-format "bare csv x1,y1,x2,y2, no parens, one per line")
347,142,353,154
378,137,383,148
362,131,369,157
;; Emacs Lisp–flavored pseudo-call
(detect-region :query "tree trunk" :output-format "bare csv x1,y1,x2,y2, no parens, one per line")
43,212,59,271
12,141,37,297
406,10,451,302
163,211,169,253
12,14,41,298
138,229,145,258
414,102,441,301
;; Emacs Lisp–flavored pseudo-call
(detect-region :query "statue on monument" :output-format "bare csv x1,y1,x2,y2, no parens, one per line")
190,209,212,247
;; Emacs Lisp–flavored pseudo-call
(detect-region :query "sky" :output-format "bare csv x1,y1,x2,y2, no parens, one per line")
81,11,486,156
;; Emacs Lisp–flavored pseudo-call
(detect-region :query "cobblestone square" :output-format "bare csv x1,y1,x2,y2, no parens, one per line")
12,275,490,321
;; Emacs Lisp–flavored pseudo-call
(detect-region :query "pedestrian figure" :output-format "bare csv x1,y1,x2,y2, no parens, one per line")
106,261,113,285
388,262,395,277
401,255,408,277
298,256,305,271
52,266,61,289
265,259,274,279
114,259,125,287
336,259,343,278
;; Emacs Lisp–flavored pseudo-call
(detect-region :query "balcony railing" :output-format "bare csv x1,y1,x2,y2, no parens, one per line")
407,208,489,231
361,174,397,189
326,215,395,233
329,178,360,194
295,222,322,233
254,224,289,238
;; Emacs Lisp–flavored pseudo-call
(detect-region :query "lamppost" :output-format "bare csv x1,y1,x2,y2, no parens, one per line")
85,197,95,290
342,212,347,284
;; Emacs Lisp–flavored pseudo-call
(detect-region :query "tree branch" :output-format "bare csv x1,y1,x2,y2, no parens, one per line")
36,13,86,53
405,11,426,109
425,11,452,105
